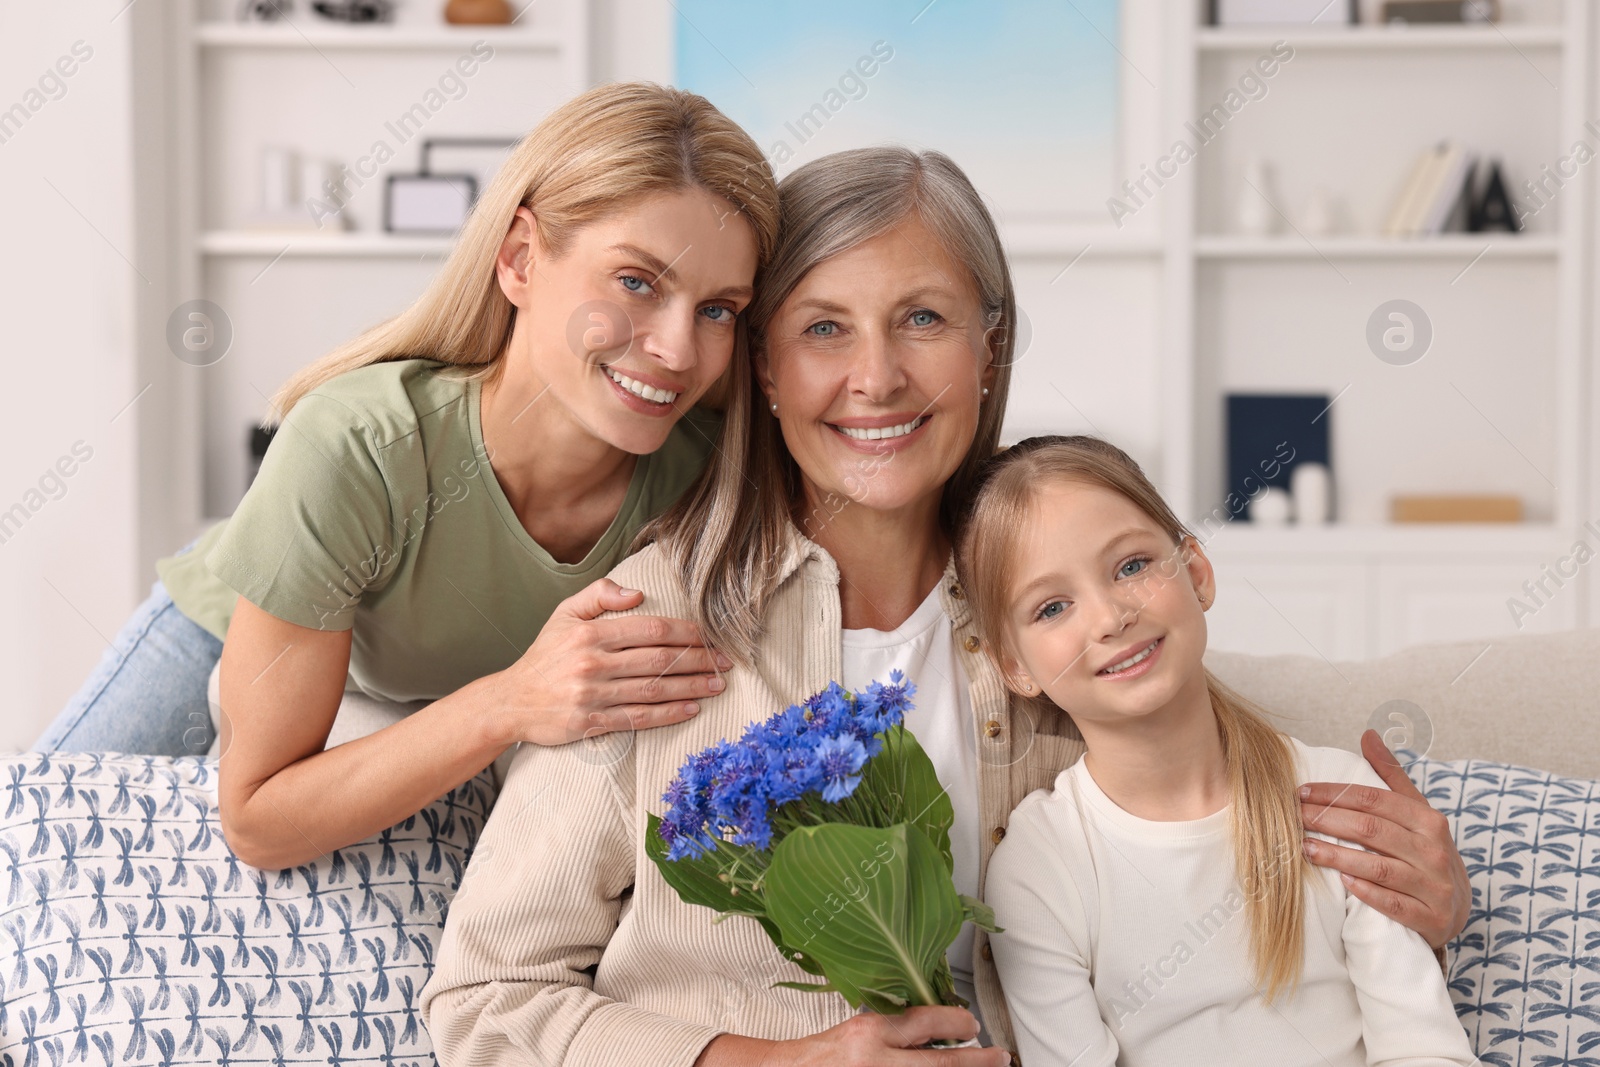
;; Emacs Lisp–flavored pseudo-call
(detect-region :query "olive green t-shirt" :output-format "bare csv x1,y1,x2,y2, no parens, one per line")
157,359,719,702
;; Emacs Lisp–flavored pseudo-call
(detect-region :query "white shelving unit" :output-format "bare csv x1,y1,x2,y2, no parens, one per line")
194,23,567,50
1193,234,1562,259
1167,0,1592,660
163,0,591,519
1195,24,1566,50
198,230,456,257
128,0,1592,661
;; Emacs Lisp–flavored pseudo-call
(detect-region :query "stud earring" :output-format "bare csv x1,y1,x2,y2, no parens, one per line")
982,387,990,397
770,402,778,414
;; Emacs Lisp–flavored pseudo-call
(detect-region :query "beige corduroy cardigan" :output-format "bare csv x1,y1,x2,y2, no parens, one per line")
419,526,1086,1067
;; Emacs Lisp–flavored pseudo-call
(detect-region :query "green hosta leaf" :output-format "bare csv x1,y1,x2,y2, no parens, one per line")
644,814,826,977
773,979,838,994
847,726,956,873
764,822,965,1011
960,894,1002,933
644,814,758,917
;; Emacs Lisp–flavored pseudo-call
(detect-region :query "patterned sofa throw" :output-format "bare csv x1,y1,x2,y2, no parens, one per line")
0,753,493,1067
1405,755,1600,1065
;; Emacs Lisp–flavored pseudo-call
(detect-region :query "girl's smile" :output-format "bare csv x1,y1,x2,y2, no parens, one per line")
1095,635,1164,680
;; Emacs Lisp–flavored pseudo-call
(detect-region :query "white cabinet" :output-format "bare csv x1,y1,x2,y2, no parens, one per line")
1202,545,1586,661
1374,559,1579,655
1203,558,1368,661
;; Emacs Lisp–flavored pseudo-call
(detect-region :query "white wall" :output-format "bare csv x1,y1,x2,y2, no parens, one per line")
0,2,143,750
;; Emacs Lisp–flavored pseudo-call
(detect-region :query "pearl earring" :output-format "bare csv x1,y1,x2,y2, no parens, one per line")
770,402,778,414
982,387,990,397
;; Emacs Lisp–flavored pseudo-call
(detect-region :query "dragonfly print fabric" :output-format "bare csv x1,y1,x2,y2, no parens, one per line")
0,750,1596,1064
0,753,492,1067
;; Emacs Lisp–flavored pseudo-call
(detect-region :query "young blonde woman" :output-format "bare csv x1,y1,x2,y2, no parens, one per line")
958,436,1474,1065
34,82,779,871
421,146,1470,1067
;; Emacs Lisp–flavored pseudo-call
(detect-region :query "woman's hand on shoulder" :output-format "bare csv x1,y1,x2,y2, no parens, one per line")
1298,728,1470,949
698,1008,1010,1067
486,578,733,748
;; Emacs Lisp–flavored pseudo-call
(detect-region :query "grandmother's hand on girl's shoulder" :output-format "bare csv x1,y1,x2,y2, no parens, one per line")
1296,729,1470,949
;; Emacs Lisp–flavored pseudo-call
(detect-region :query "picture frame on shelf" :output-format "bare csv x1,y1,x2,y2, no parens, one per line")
384,172,477,234
382,137,517,235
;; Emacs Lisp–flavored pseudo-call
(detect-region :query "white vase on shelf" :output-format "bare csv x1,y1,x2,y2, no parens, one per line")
1237,156,1281,237
1290,462,1333,524
1249,486,1293,525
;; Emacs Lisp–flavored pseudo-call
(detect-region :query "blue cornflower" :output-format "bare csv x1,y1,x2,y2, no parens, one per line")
762,744,822,807
815,734,869,803
662,802,718,861
806,682,854,728
861,669,916,734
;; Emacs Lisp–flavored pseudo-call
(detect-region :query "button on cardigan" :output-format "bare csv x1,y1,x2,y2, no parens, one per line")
419,524,1087,1066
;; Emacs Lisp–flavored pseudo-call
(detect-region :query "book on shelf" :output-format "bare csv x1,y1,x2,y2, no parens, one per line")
1382,141,1475,237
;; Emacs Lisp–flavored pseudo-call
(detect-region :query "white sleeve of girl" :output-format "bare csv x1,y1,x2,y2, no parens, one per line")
1333,764,1477,1066
985,800,1119,1067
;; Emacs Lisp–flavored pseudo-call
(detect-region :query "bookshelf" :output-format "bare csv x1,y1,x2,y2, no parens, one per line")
151,0,591,519
1165,0,1591,659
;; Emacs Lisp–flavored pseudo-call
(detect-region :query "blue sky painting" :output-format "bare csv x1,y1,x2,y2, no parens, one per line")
674,0,1121,222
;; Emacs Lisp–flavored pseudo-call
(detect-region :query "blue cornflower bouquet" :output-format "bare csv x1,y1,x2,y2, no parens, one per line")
646,671,999,1013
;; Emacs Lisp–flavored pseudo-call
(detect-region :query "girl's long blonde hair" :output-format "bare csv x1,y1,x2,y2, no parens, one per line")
639,146,1018,665
270,81,780,419
957,435,1310,1003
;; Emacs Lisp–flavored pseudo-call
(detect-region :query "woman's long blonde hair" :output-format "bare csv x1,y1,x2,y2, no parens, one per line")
639,146,1018,665
957,435,1310,1003
270,81,780,419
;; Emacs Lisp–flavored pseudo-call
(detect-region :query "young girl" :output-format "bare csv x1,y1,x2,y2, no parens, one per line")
957,436,1474,1066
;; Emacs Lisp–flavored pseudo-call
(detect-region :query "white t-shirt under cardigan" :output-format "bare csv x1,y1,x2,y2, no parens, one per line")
985,737,1475,1066
841,581,983,1015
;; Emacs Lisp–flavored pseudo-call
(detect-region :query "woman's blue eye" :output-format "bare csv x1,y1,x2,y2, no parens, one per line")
1118,557,1148,578
807,321,837,337
909,309,938,327
620,274,653,294
1037,600,1065,621
701,305,734,323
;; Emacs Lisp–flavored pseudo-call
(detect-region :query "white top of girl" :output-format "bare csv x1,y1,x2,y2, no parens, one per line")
986,737,1475,1067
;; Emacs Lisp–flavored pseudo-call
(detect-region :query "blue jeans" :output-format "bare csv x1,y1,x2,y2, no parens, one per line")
34,577,224,756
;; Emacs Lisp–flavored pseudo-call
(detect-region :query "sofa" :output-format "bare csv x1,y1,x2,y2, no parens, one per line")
2,628,1597,1066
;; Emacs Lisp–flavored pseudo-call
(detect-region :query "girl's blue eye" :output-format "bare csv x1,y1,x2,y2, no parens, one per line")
807,321,837,337
620,274,653,294
1036,600,1065,621
1118,557,1149,579
701,305,735,323
909,309,938,327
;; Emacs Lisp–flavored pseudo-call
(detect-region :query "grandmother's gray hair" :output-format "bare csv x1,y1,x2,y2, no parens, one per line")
638,145,1018,665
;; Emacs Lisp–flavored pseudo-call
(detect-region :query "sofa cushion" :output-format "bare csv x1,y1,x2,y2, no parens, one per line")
1206,627,1600,779
1406,754,1600,1062
0,752,493,1067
